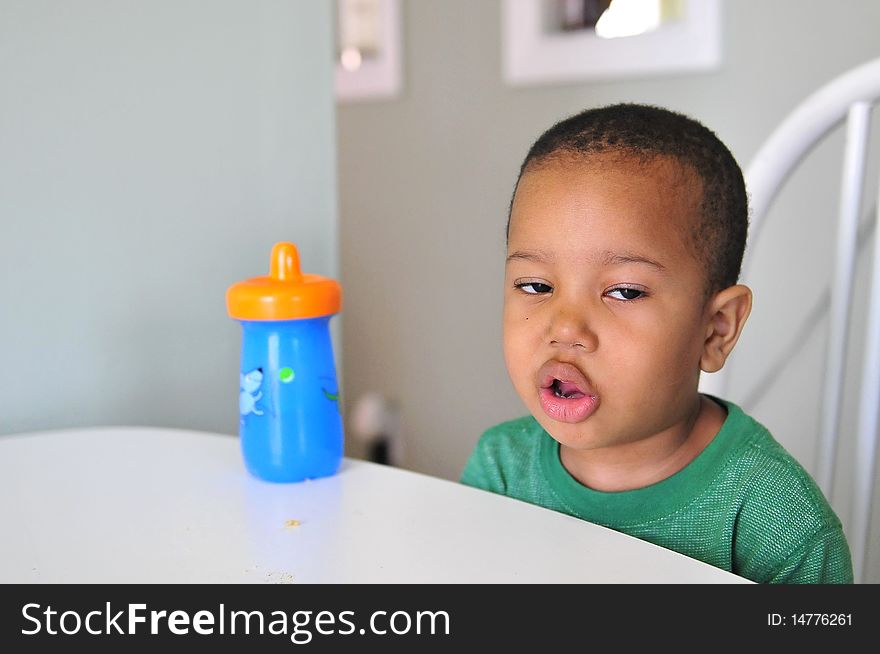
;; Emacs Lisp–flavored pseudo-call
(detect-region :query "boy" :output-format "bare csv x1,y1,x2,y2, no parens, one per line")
460,103,852,584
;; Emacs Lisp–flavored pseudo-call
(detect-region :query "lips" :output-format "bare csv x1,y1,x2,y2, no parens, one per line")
536,360,599,424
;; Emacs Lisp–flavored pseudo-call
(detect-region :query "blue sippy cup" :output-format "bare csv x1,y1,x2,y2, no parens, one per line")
226,242,343,482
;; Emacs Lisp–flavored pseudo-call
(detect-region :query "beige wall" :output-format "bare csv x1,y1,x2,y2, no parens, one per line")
338,0,880,580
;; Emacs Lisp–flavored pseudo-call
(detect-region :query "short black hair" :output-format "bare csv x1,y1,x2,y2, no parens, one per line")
507,103,748,295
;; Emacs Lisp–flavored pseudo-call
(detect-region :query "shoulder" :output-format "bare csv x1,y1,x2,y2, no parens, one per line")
718,401,852,583
459,416,546,493
731,408,837,528
475,415,544,451
712,400,829,512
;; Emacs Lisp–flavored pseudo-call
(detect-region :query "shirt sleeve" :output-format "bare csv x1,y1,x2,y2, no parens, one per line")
767,526,854,584
460,437,492,489
459,433,508,495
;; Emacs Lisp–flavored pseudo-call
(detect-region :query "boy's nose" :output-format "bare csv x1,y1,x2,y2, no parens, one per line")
547,305,598,352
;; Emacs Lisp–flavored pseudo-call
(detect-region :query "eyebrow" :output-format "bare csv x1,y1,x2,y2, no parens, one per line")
506,249,667,272
600,251,667,272
506,250,553,264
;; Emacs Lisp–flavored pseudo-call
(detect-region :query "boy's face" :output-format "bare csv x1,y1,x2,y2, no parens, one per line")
504,154,713,452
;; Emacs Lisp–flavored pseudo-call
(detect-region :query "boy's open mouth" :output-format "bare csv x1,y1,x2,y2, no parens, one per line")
550,378,586,399
537,361,599,423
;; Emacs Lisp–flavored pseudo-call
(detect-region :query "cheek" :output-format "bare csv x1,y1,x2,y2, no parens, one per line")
647,319,705,379
608,314,702,381
503,310,535,380
502,322,524,368
503,300,528,341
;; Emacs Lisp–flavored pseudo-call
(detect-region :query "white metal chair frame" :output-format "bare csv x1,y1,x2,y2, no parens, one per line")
700,58,880,583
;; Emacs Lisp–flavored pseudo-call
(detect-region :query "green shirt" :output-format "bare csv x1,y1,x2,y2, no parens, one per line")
460,398,853,584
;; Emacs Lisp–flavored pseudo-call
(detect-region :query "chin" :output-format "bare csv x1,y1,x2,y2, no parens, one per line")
535,416,602,449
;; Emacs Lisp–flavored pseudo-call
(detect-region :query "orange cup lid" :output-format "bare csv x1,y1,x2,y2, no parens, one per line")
226,242,341,321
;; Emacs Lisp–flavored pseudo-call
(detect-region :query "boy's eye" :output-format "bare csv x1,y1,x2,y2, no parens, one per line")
516,281,553,295
606,287,645,301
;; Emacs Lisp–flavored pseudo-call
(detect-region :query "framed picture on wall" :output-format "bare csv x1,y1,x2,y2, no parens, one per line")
335,0,402,102
502,0,721,86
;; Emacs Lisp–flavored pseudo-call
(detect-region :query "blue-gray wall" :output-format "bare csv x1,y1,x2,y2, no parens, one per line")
0,0,339,437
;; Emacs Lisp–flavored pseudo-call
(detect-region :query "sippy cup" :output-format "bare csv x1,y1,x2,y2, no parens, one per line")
226,242,343,482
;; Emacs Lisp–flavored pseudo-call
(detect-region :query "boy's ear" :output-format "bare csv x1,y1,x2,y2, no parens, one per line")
701,284,753,374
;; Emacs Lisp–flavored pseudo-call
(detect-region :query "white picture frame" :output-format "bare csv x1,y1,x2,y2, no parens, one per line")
335,0,402,102
502,0,721,86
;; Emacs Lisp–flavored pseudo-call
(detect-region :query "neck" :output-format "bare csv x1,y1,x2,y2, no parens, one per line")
559,395,725,492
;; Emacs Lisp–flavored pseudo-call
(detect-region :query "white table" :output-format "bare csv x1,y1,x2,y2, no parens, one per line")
0,427,749,583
